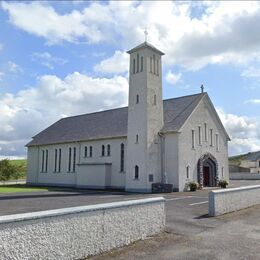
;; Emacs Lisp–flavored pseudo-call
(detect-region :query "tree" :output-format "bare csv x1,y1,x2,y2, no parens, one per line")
0,159,18,184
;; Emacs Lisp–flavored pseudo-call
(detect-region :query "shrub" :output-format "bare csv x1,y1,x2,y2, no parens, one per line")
188,181,198,191
218,179,228,188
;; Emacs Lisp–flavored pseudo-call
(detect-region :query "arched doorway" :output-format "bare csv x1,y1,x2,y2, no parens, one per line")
198,153,218,188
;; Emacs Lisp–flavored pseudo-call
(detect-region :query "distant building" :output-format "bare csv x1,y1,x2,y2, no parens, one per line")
240,151,260,173
26,41,230,192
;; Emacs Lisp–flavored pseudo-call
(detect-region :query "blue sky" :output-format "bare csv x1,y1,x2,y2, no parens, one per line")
0,1,259,158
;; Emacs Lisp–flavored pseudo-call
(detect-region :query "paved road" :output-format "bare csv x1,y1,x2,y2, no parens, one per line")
0,180,259,259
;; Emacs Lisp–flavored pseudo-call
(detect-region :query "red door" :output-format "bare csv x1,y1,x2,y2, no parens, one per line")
203,167,210,186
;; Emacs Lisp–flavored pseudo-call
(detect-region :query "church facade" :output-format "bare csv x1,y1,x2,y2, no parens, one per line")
26,42,230,192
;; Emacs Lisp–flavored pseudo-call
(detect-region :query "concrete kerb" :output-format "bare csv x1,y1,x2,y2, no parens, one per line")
208,185,260,216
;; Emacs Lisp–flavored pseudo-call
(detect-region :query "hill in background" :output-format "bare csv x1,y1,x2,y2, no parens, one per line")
229,151,260,166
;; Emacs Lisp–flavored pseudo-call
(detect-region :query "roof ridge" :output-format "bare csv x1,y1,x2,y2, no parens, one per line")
60,93,206,121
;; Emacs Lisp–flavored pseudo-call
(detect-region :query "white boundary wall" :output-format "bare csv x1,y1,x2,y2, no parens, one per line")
230,172,260,180
209,185,260,216
0,197,165,260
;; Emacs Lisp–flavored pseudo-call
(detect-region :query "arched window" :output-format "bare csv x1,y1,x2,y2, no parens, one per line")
156,59,159,75
153,94,157,105
72,147,76,172
68,147,71,172
222,167,224,178
140,56,143,72
150,57,152,72
89,146,93,157
41,150,45,172
136,134,139,144
101,145,105,156
58,148,61,172
133,59,136,74
134,165,139,179
136,94,139,104
120,143,124,172
54,149,57,172
192,130,195,149
186,166,190,179
107,144,111,156
137,53,139,73
153,54,156,74
84,146,88,157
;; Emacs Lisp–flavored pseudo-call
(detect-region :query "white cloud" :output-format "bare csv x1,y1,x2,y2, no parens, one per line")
0,72,128,157
94,51,129,74
217,108,260,155
245,99,260,105
31,52,67,69
165,70,182,85
0,72,4,81
241,66,260,78
7,61,23,73
3,1,260,69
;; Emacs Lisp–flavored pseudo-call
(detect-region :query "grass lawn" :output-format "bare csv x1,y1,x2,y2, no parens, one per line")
0,184,50,193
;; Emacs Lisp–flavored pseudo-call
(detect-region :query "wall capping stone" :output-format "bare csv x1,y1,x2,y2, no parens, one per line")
0,197,165,224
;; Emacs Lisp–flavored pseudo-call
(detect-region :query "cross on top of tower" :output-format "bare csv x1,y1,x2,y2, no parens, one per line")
201,84,204,93
144,28,148,42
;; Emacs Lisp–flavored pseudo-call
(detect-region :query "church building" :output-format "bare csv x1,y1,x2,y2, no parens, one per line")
26,41,230,192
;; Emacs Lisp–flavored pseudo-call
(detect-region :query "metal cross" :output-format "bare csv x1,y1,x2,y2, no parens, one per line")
144,28,148,42
201,84,204,93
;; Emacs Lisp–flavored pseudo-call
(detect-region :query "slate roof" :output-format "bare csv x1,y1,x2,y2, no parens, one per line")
26,93,206,147
245,151,260,161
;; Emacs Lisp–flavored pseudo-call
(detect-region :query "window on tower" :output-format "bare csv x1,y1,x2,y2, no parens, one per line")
133,59,136,74
137,53,139,73
156,59,159,75
135,134,139,144
140,56,143,72
150,57,152,72
136,94,139,104
153,54,155,74
134,165,139,180
153,95,157,105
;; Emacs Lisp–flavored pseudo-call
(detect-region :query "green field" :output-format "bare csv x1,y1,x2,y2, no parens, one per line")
0,184,49,193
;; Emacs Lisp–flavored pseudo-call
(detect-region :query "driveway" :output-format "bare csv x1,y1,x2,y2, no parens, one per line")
0,180,259,259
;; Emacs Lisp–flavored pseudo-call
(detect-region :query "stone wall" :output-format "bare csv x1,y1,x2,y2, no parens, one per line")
0,197,165,260
209,185,260,216
229,172,260,180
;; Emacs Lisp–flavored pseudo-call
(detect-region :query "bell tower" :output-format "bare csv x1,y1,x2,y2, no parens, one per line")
125,42,164,192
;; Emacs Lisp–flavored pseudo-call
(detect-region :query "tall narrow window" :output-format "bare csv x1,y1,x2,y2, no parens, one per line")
133,59,136,74
120,143,124,172
216,134,219,151
107,144,111,156
222,167,224,177
54,149,57,172
150,57,152,72
198,126,202,145
153,95,157,105
153,54,155,74
58,148,61,172
45,149,48,172
140,56,143,72
204,123,208,141
156,59,159,75
186,166,190,179
137,53,139,73
210,129,213,146
136,94,139,104
136,134,139,144
41,150,45,172
84,146,88,157
134,165,139,179
73,147,76,172
192,130,195,149
90,146,93,157
68,147,71,172
102,145,105,156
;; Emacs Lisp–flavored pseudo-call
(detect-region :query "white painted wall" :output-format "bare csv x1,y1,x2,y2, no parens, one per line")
0,197,165,260
177,96,229,191
209,185,260,216
27,137,126,189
